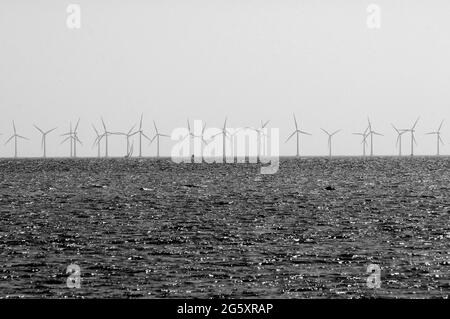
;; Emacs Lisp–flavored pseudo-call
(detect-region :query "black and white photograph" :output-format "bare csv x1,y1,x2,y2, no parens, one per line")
0,0,449,310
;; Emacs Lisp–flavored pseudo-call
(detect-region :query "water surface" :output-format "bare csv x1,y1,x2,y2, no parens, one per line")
0,157,448,298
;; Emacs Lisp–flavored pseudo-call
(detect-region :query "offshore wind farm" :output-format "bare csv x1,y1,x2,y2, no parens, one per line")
0,115,448,158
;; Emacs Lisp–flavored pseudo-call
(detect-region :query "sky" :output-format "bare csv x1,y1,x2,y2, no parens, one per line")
1,0,450,157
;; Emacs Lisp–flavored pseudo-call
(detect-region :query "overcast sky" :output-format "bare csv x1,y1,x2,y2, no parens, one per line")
1,0,450,157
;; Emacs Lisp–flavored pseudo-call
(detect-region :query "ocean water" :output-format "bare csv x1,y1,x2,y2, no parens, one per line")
0,157,448,298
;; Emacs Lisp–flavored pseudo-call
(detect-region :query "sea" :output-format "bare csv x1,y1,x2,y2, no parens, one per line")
0,157,449,298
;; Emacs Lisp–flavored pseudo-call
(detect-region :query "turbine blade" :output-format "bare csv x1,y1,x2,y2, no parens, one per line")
332,129,341,136
127,124,136,135
46,127,58,135
293,114,298,130
139,114,143,130
74,118,80,132
60,136,71,144
181,134,190,142
299,130,311,136
33,125,44,134
13,121,16,134
262,120,270,128
412,117,420,130
142,132,151,141
231,127,244,136
101,117,107,131
153,120,158,133
321,128,330,136
438,120,444,132
16,135,29,140
93,134,104,146
92,125,99,137
285,131,296,143
4,135,14,145
391,124,399,134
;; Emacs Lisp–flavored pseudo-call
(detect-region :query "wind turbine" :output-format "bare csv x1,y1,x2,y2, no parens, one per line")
392,124,407,157
367,118,383,156
210,117,232,163
426,120,444,156
61,122,74,157
352,126,369,157
402,117,420,156
150,121,170,158
285,114,311,157
100,117,119,158
33,124,57,158
135,114,152,157
321,128,341,158
5,121,29,158
72,119,82,157
92,125,103,158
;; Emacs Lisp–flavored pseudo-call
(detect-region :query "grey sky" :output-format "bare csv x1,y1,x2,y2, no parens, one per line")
1,0,449,157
